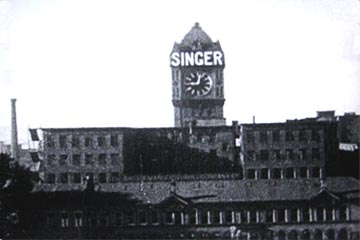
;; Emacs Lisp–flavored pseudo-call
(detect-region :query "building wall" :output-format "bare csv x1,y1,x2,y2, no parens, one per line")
240,122,327,180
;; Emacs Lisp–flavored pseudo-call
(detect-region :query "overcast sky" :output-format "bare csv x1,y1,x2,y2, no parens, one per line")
0,0,359,145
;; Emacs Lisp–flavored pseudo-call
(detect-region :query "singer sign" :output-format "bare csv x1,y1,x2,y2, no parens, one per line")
170,51,224,67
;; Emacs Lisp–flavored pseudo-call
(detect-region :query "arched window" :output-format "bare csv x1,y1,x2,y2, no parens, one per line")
288,230,299,240
300,229,310,240
338,228,348,240
326,229,336,240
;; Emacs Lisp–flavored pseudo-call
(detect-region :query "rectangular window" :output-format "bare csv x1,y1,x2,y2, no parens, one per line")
98,214,107,226
138,211,148,225
312,148,320,160
98,173,107,183
240,210,247,223
260,131,267,144
299,130,307,141
265,209,273,223
72,136,80,148
312,167,320,178
311,129,320,142
285,130,294,141
299,167,307,178
200,210,208,224
213,211,221,224
46,135,55,148
74,212,83,227
285,168,295,179
247,169,256,179
286,149,294,160
98,154,107,165
300,148,308,160
59,154,67,165
272,130,280,143
46,173,56,184
111,153,119,165
59,135,67,148
84,136,93,147
72,154,81,166
272,168,281,179
225,211,233,224
151,211,160,225
60,213,69,228
115,213,123,226
189,210,197,224
278,209,285,223
317,208,324,222
249,210,256,223
60,173,69,184
166,212,175,225
247,132,254,144
247,151,255,160
126,212,135,225
47,154,55,166
339,206,347,220
97,136,106,147
73,173,81,183
260,168,269,179
272,149,281,160
85,154,93,165
110,134,118,147
110,172,119,183
290,208,298,222
260,150,269,160
302,208,310,222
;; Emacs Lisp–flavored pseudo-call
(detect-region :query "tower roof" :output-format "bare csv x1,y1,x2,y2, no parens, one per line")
181,22,213,46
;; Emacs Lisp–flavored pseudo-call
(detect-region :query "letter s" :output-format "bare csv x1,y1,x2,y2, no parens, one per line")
170,52,180,67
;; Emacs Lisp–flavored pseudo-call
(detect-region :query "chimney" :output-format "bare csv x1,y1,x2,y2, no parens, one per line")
10,98,18,161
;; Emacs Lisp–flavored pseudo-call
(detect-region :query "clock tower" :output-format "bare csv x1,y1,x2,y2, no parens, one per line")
170,23,226,127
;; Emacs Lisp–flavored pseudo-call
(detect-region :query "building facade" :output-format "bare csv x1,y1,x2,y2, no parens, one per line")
6,23,359,239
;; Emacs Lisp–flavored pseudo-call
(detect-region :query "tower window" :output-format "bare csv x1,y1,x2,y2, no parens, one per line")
299,167,307,178
247,132,254,144
299,130,307,141
85,154,93,165
311,129,321,142
272,149,281,160
285,168,295,179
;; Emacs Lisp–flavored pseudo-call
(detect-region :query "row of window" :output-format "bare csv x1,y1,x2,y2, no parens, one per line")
47,153,120,166
245,167,322,179
46,134,120,149
246,129,321,144
46,172,120,184
52,206,349,229
246,148,321,161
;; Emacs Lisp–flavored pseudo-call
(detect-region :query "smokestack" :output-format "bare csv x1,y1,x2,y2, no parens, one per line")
11,98,18,161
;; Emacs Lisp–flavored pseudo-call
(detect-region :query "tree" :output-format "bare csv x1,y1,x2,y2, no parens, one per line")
0,153,34,238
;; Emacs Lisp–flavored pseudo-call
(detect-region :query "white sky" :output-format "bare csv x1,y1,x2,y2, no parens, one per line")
0,0,359,145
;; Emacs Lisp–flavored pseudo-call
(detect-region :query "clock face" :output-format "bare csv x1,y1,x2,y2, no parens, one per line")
184,72,213,97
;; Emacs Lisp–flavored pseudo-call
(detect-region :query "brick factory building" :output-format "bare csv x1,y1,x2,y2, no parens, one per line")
4,23,360,239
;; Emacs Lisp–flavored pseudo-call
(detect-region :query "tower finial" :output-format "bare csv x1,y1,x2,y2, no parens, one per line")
194,22,200,28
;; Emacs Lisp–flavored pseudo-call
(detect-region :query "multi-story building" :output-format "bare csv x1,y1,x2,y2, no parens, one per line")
6,23,359,240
